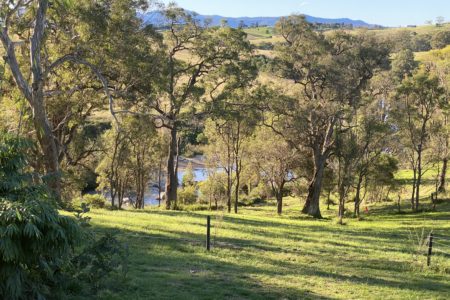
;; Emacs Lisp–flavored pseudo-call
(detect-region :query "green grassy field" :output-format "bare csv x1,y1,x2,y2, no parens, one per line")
244,27,275,39
73,192,450,300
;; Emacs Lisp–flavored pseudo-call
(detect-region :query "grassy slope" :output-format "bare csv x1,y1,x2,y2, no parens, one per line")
246,23,450,46
244,27,275,40
73,193,450,300
371,24,450,38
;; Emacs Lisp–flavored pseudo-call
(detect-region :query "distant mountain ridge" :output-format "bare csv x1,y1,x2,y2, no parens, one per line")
140,11,378,28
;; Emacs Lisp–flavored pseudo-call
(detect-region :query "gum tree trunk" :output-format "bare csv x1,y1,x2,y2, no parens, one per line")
354,173,364,217
1,0,61,199
165,126,178,209
438,158,447,193
302,155,326,218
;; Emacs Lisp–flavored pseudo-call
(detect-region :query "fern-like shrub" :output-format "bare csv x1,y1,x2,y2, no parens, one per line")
0,133,80,299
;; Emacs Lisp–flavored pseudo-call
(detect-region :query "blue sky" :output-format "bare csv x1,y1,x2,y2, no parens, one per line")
160,0,449,27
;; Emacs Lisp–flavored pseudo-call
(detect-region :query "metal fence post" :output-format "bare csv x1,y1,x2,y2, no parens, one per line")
206,216,211,251
427,233,433,266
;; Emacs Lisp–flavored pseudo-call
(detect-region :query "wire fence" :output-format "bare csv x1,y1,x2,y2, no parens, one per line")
430,235,450,257
123,216,450,268
426,233,450,267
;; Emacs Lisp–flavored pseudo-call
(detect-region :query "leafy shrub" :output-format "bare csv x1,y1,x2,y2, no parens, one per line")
0,199,80,299
177,203,209,211
249,183,271,201
431,30,450,49
72,194,106,209
240,196,266,206
178,186,197,204
198,175,227,206
70,233,129,293
0,132,81,300
0,132,129,299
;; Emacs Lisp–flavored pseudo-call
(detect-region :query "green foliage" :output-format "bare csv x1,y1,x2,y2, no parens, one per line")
370,154,399,187
182,162,195,188
198,173,227,206
249,182,271,201
70,233,129,293
431,30,450,49
0,132,81,300
391,49,418,81
72,194,107,209
178,186,197,205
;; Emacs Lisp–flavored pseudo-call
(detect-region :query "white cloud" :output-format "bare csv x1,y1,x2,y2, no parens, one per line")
299,1,309,7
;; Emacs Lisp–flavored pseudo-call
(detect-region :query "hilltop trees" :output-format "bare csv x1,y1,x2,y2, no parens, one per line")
431,30,450,49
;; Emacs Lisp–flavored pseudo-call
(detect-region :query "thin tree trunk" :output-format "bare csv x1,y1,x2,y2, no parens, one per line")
226,139,233,213
158,156,163,207
354,174,363,218
327,189,332,210
226,169,232,213
411,168,417,211
165,126,178,209
415,148,422,212
438,158,447,193
234,160,240,214
276,192,283,215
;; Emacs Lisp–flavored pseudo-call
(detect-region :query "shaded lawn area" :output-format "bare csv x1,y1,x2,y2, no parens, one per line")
66,196,450,300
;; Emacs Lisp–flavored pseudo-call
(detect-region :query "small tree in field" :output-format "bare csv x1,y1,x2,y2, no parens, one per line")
182,162,196,188
199,172,227,210
97,116,161,209
393,70,445,211
148,5,253,209
249,127,302,214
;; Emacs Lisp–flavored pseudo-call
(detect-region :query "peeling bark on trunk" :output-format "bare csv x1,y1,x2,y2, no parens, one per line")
302,155,326,218
1,0,61,199
33,103,61,197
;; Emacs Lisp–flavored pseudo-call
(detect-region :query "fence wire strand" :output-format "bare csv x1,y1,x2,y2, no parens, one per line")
433,248,450,256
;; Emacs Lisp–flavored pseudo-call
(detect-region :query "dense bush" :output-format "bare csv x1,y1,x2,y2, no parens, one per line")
0,133,128,299
0,199,80,299
249,182,271,201
69,233,129,294
72,194,107,209
0,133,80,299
198,175,227,206
178,186,197,204
431,30,450,49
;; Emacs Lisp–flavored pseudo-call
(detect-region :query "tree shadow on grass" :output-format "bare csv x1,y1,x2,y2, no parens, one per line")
89,223,335,300
89,220,450,300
